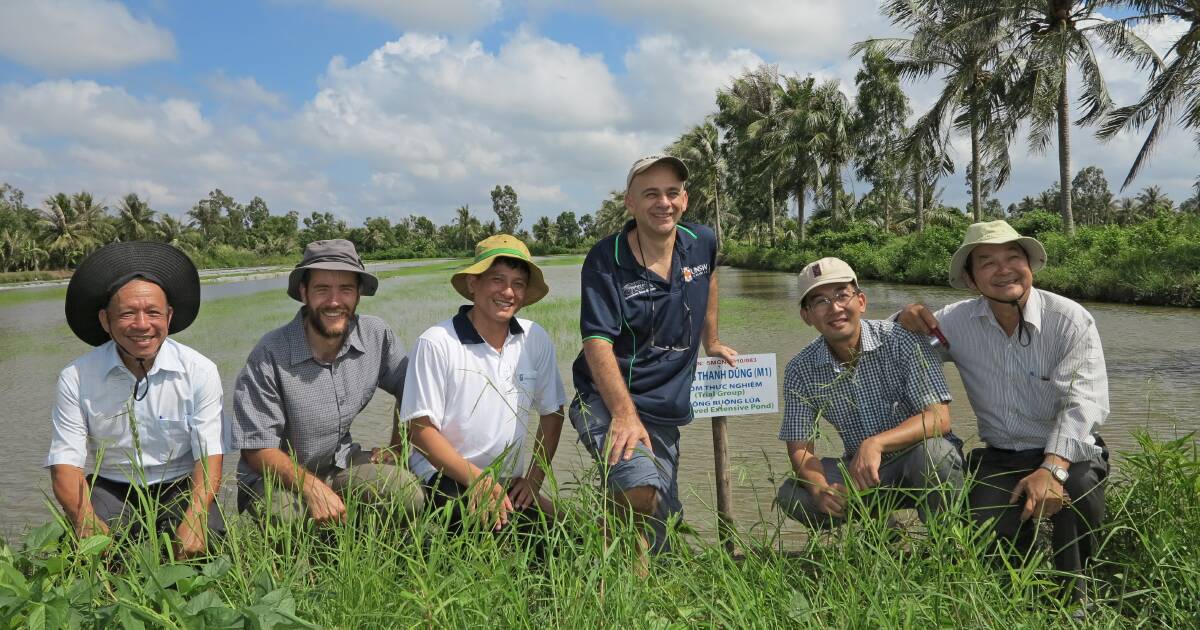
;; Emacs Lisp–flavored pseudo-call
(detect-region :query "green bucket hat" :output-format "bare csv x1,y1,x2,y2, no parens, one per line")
451,234,549,305
949,220,1047,289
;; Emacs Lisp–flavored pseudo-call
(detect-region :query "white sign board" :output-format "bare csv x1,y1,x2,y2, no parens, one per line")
691,353,779,418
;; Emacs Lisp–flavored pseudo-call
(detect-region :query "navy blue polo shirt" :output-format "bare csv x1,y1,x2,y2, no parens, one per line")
572,219,717,426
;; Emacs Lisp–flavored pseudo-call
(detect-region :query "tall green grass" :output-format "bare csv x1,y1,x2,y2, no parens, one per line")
3,432,1198,627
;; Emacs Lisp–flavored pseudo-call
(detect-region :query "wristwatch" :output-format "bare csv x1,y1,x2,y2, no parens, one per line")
1039,462,1069,484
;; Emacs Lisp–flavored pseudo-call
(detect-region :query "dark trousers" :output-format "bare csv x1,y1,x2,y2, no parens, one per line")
88,475,225,540
967,439,1108,600
423,475,548,537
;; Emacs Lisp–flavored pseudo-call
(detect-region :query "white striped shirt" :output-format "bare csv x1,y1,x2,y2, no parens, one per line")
934,288,1108,462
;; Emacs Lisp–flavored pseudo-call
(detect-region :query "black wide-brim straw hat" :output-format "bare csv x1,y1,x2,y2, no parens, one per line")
65,241,201,346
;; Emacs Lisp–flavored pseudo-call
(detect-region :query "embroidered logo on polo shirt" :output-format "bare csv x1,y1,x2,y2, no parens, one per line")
622,280,655,299
682,263,710,283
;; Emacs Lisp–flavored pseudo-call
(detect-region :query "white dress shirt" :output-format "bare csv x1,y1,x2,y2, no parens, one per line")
935,288,1109,462
46,338,226,484
400,309,567,481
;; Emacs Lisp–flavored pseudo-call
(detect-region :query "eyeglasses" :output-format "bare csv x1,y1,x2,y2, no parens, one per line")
805,289,860,312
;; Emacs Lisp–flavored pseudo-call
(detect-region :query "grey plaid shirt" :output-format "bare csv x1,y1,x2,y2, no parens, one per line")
779,319,954,459
232,309,407,481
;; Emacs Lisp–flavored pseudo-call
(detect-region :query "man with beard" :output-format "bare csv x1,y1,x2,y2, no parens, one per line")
232,239,424,524
897,221,1109,603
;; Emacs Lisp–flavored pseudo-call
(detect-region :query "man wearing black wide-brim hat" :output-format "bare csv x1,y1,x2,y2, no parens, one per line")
47,241,225,559
231,239,424,525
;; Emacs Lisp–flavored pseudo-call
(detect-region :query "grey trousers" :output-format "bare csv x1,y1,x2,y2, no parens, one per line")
89,474,225,539
776,437,964,529
240,450,425,523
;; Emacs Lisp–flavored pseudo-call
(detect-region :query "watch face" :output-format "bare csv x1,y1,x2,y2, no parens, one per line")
1053,468,1068,483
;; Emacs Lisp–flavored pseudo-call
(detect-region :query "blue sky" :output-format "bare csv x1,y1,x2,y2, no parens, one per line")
0,1,1193,227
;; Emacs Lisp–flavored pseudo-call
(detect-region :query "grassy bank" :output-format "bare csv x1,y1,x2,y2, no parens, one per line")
1,432,1197,627
723,212,1200,307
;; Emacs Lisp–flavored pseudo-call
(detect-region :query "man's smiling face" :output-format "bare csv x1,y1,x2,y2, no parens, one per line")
966,242,1033,303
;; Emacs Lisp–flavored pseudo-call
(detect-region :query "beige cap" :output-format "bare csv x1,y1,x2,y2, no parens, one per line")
797,257,857,306
948,220,1047,289
626,154,689,190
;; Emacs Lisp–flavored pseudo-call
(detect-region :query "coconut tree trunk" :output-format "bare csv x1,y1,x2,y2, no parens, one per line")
796,184,807,242
830,170,841,225
714,182,723,245
1057,71,1075,234
913,165,925,233
971,110,982,222
768,174,777,246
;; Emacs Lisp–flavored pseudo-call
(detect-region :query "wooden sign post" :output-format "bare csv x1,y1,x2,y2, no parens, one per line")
691,353,779,554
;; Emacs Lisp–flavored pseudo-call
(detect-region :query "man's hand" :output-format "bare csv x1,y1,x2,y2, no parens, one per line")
606,414,653,466
468,474,513,531
507,477,539,511
897,303,940,336
302,479,347,525
849,438,883,490
706,342,739,367
811,482,848,518
369,446,397,465
1010,468,1070,522
173,513,207,559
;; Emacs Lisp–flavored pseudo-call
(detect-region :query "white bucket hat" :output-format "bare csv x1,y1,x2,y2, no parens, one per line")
949,220,1047,289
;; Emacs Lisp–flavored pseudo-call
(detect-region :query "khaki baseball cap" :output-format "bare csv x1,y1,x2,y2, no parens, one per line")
797,257,858,306
626,154,689,190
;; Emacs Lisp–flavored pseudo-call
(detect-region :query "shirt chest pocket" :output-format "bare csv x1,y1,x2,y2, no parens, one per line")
150,414,192,457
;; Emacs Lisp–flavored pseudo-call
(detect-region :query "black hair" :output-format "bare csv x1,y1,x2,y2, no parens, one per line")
489,257,532,277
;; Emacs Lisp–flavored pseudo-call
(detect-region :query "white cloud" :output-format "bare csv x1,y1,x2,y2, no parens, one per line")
205,73,287,111
594,0,894,65
0,80,333,217
0,0,175,73
325,0,501,32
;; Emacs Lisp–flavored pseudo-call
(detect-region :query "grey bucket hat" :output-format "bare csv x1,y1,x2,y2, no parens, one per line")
287,239,379,301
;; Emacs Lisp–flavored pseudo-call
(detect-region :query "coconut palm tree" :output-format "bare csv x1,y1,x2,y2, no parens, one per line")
1099,1,1200,190
755,75,822,241
858,1,1016,222
670,119,728,243
37,192,103,268
960,0,1160,233
809,80,855,225
716,64,784,243
116,193,157,241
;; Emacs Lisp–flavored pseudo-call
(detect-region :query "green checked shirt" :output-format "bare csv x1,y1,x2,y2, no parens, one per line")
779,319,957,459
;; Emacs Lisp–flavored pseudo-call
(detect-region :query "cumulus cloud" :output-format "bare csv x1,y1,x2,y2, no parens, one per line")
325,0,501,32
0,80,333,216
205,72,287,111
0,0,175,73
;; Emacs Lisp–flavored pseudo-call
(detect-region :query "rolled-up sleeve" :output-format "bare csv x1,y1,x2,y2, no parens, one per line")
399,336,447,428
189,358,226,459
897,329,953,410
231,346,286,450
377,325,408,399
1045,317,1109,461
46,367,88,469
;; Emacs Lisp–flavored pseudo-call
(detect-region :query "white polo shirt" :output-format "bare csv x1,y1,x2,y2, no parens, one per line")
400,306,567,481
46,338,226,484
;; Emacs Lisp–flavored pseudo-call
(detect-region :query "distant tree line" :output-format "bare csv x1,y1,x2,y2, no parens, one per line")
0,182,607,273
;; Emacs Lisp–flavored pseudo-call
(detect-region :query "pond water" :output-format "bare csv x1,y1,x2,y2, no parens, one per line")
1,263,1196,542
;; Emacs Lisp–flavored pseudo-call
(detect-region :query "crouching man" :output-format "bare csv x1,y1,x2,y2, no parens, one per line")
776,258,963,528
399,235,567,531
48,242,224,558
232,239,424,524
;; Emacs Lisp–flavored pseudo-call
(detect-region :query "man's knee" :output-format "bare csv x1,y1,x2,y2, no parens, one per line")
910,439,964,486
337,463,426,514
614,484,659,516
776,478,838,529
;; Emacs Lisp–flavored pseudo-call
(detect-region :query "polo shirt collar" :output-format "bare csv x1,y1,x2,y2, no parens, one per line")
102,337,184,377
613,219,696,270
971,287,1043,333
285,308,366,365
451,304,524,345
